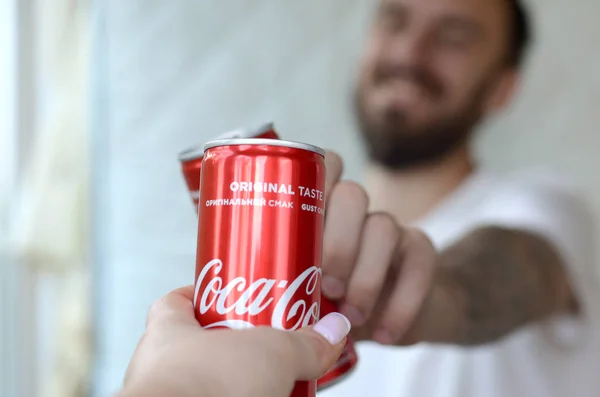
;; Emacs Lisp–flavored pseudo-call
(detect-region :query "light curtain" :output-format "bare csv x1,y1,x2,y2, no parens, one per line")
11,0,92,396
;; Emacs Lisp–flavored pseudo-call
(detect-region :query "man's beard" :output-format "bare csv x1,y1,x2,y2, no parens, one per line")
353,85,487,170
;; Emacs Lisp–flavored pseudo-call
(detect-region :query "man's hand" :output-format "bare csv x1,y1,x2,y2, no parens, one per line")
321,151,437,346
118,286,351,397
322,151,579,347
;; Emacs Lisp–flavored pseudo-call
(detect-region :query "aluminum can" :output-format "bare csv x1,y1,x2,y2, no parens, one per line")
317,299,359,390
193,138,326,397
178,122,279,210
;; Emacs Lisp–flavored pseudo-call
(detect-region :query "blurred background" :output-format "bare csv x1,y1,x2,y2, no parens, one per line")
1,0,599,396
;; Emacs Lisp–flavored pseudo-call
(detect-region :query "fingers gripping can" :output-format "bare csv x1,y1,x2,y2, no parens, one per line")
194,138,326,397
178,122,279,211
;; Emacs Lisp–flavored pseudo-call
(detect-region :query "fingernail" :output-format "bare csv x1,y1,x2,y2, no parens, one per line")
340,304,367,327
372,328,395,345
321,276,345,298
313,313,352,345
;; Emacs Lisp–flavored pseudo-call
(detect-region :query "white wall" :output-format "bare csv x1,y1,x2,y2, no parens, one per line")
92,1,600,396
477,0,600,219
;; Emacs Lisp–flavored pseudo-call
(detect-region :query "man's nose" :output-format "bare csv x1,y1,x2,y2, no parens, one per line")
387,30,430,68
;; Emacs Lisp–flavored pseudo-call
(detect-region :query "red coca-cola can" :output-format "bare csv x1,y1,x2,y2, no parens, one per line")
193,138,326,397
178,122,279,210
182,124,359,390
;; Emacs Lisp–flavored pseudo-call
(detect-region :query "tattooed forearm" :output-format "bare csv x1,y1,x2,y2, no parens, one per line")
435,226,579,346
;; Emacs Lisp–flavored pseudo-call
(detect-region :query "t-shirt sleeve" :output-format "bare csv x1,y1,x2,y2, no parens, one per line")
472,173,600,347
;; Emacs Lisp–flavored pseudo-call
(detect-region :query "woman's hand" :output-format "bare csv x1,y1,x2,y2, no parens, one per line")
117,285,351,397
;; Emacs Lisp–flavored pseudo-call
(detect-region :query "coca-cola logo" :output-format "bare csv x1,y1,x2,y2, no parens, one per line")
194,259,321,330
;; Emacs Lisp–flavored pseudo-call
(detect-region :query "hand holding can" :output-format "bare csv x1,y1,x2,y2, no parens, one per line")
178,123,358,394
120,285,352,397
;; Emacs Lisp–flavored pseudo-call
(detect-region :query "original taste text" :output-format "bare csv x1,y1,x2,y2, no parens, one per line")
229,181,324,201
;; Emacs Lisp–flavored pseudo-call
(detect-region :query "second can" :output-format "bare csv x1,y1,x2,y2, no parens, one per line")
178,122,279,211
194,138,326,397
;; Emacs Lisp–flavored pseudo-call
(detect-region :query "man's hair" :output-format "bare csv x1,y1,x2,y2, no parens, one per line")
508,0,532,67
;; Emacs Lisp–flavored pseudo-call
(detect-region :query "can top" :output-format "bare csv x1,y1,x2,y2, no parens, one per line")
204,138,325,157
178,122,276,162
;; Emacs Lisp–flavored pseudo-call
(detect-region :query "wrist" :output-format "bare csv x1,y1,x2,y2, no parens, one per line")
416,266,466,344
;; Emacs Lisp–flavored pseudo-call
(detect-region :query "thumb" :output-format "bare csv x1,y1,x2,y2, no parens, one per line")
287,313,352,381
146,285,197,328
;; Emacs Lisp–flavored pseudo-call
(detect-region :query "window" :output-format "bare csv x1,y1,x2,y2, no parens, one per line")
0,0,19,394
1,0,43,396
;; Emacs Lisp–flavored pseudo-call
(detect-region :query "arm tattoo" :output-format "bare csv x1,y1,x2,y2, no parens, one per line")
437,226,580,346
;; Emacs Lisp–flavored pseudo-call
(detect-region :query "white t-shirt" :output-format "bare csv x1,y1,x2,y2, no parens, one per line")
319,169,600,397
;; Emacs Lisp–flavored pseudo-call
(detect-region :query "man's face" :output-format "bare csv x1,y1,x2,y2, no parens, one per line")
355,0,517,169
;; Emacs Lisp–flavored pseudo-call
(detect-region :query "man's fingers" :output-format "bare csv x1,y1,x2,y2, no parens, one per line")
322,182,369,299
342,212,400,327
373,228,436,345
324,150,343,204
146,285,199,328
287,313,351,380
